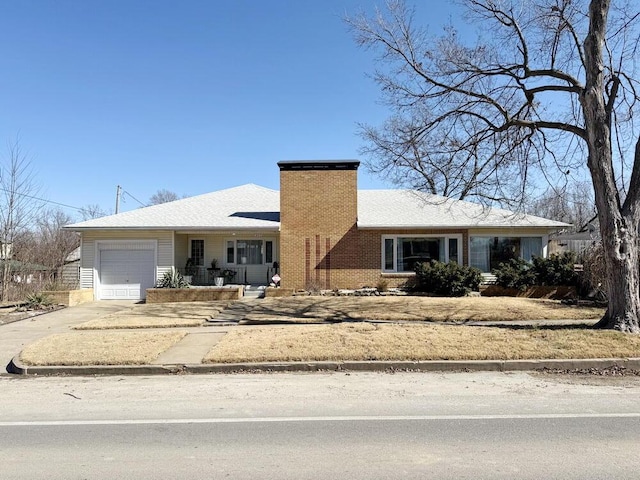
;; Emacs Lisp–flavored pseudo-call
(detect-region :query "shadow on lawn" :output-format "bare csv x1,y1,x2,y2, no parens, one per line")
464,322,597,331
241,298,361,324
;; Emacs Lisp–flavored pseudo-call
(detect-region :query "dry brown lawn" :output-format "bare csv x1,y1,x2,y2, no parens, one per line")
245,296,604,323
74,301,231,329
203,323,640,364
20,330,188,366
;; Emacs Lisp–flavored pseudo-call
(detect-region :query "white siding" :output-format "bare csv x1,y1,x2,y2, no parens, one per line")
158,233,174,279
80,237,94,289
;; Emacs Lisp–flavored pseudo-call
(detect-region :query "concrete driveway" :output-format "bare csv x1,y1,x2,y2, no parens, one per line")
0,301,136,374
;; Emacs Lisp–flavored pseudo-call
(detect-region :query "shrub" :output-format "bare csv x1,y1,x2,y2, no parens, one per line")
304,280,324,295
579,242,606,299
414,261,482,296
156,269,190,289
493,258,536,291
376,278,389,292
532,252,579,286
24,292,53,310
493,253,579,290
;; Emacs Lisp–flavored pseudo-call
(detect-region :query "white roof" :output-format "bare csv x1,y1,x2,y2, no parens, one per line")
68,184,280,230
357,190,569,229
68,184,568,230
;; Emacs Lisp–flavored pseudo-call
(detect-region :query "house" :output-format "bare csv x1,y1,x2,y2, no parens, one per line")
60,246,81,288
67,160,568,300
0,260,50,284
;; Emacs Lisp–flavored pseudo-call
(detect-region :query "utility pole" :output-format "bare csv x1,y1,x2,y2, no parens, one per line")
115,185,122,214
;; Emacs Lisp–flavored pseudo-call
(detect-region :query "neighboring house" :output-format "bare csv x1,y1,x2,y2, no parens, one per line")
60,246,81,288
548,228,598,256
0,260,50,284
67,160,568,300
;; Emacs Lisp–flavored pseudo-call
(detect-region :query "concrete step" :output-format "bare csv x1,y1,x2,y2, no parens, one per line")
244,286,266,298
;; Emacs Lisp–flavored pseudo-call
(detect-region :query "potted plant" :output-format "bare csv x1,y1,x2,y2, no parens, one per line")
222,268,236,284
184,258,197,284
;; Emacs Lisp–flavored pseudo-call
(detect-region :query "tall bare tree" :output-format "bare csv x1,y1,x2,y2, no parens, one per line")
148,189,179,205
79,203,108,221
529,181,596,231
32,208,79,277
348,0,640,331
0,140,41,301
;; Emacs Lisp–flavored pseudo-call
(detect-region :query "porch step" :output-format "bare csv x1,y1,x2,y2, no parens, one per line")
244,286,266,299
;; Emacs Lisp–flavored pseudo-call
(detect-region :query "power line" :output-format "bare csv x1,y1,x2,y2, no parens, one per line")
0,188,84,212
120,189,147,208
0,185,148,215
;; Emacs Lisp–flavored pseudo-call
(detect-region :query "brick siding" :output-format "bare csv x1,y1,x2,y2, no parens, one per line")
146,287,242,303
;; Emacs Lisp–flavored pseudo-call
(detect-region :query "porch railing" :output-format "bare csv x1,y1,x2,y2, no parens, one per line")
178,266,247,286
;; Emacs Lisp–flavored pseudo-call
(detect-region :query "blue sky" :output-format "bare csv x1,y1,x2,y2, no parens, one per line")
0,1,461,216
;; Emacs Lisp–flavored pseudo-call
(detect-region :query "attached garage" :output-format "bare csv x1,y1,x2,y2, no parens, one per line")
96,241,157,300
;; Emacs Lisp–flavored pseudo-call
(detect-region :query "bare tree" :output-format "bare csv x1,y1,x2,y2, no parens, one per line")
348,0,640,331
0,140,41,301
148,189,179,205
529,181,596,230
79,203,108,221
31,208,79,278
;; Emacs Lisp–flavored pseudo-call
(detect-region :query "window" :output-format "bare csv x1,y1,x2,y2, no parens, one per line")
449,238,459,263
190,239,204,266
225,239,275,265
226,241,235,264
265,241,273,264
384,238,394,270
382,235,462,273
469,236,543,273
237,240,263,265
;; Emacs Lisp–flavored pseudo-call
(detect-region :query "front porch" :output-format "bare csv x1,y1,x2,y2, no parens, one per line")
174,232,280,287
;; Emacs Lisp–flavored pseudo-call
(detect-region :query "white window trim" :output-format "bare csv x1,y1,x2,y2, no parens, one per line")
381,234,463,273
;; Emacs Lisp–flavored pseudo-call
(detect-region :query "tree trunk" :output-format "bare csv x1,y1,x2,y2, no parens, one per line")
593,217,640,332
581,0,640,331
1,260,10,302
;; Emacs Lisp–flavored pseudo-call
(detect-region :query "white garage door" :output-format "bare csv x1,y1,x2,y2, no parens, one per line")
99,249,155,300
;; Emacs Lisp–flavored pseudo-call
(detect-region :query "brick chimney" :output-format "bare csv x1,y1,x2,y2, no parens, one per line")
278,160,360,291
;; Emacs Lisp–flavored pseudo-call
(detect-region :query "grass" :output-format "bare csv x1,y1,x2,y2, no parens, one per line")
20,330,188,366
244,296,604,323
18,296,616,367
203,323,640,364
74,301,230,330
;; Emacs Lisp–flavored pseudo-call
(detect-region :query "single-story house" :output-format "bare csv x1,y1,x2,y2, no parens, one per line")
60,246,81,288
67,160,568,300
0,260,51,284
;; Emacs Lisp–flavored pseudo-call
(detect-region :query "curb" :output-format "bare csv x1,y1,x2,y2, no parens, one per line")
9,355,640,376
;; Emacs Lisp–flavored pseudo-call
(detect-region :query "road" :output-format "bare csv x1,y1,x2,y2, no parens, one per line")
1,371,640,479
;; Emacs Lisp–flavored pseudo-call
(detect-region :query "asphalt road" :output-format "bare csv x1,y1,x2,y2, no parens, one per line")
3,415,640,479
2,371,640,479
